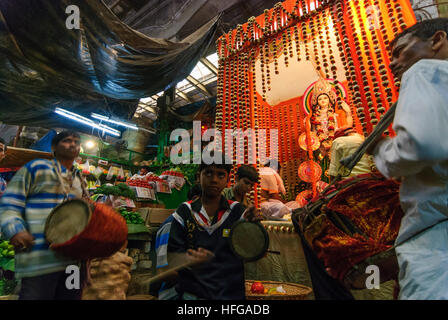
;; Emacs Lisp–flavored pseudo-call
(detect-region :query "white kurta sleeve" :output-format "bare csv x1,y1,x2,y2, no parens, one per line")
373,59,448,178
328,139,342,176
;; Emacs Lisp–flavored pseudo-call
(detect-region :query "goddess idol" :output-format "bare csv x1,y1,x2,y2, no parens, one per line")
308,77,353,153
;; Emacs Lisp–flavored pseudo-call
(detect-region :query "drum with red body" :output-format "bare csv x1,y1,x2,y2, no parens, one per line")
44,199,128,260
292,172,403,289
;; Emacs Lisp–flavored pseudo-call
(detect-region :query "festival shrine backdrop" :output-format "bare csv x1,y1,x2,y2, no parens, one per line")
214,0,416,207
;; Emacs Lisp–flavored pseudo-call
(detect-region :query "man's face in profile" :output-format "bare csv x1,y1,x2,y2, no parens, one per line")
389,33,434,80
0,142,5,162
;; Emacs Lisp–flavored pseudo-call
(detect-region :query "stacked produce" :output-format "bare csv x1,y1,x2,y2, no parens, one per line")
82,250,134,300
250,281,286,295
0,240,16,296
0,240,14,259
0,278,17,297
118,208,145,225
93,183,136,200
145,174,165,183
160,170,184,178
126,180,153,189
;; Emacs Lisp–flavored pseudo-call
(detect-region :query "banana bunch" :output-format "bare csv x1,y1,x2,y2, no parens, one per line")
0,240,15,258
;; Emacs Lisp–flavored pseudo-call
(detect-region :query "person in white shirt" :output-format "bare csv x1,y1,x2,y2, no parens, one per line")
130,165,151,180
259,160,286,202
368,18,448,299
259,160,292,219
329,126,374,182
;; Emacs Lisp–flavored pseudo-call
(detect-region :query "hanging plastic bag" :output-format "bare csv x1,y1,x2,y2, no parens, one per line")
106,165,114,180
118,166,125,180
93,166,103,179
82,159,91,175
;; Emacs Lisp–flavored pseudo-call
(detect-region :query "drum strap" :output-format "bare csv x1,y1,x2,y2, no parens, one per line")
54,159,88,200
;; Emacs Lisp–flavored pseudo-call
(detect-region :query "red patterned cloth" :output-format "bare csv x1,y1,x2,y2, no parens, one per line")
304,173,403,281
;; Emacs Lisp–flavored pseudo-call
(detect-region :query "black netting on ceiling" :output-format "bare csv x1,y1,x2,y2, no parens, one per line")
0,0,218,131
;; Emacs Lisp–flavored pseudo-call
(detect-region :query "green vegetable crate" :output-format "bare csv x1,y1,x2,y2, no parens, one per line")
117,208,150,240
0,240,17,297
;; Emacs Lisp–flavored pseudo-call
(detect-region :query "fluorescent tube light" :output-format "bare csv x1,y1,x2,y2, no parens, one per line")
91,113,138,130
55,108,121,137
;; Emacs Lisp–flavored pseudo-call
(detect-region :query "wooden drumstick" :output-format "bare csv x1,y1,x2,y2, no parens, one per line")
139,252,213,286
139,260,197,286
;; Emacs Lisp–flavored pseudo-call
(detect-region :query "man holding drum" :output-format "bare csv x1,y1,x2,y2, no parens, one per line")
369,18,448,299
0,130,88,300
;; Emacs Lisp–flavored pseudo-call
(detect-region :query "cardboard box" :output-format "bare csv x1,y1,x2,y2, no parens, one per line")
136,210,149,223
134,202,165,210
139,208,175,226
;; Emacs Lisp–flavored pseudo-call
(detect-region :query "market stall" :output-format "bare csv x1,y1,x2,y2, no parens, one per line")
0,142,191,299
77,151,196,210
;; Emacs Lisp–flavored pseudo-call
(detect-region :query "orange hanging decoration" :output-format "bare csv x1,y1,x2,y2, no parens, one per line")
303,114,318,196
298,160,322,184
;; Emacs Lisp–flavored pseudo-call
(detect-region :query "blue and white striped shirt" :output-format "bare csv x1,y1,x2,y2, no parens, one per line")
0,158,85,279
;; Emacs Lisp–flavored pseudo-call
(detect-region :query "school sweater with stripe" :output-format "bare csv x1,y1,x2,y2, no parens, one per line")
0,158,85,279
168,196,246,299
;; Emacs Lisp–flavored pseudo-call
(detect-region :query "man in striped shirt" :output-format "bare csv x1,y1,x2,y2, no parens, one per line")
0,131,88,299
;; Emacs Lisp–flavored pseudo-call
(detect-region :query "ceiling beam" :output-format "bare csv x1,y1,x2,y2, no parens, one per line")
110,0,122,10
176,90,193,103
109,0,121,10
139,100,157,109
186,75,212,97
200,57,218,75
137,105,156,114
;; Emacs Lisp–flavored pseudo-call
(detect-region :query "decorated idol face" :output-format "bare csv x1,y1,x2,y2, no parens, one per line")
317,94,330,109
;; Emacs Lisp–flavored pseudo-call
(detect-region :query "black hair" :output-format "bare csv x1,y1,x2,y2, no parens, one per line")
236,165,259,183
315,93,335,105
140,166,150,171
391,18,448,48
51,130,81,147
187,184,202,201
0,138,6,151
198,150,232,174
